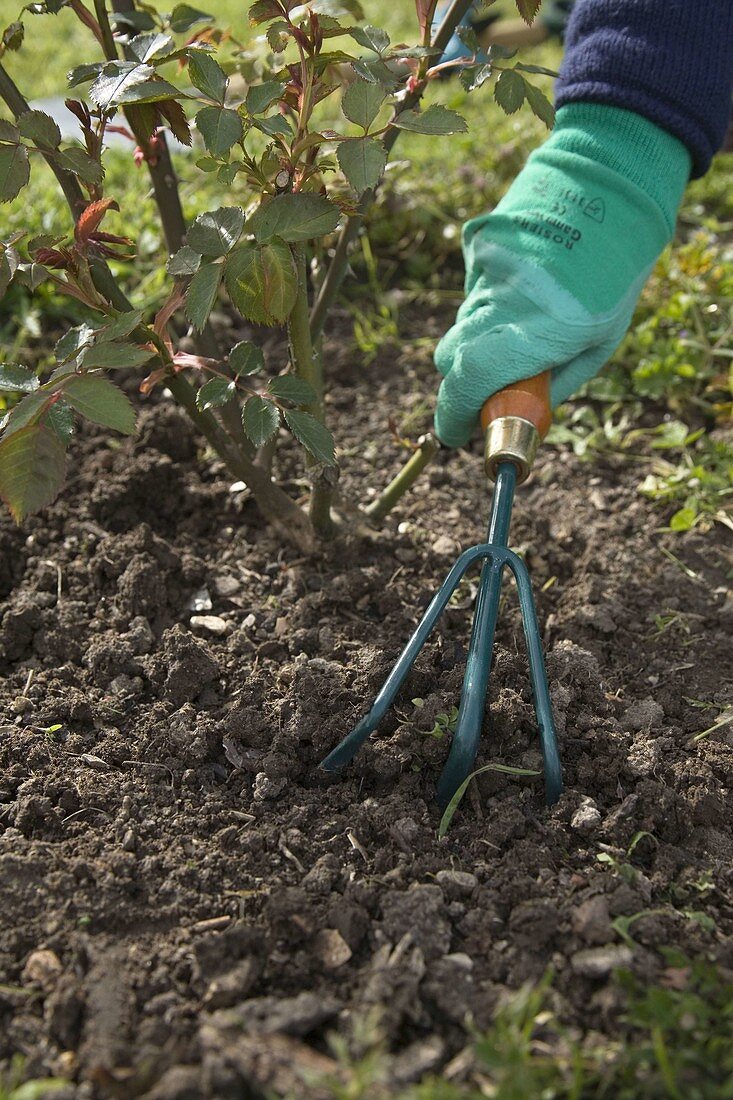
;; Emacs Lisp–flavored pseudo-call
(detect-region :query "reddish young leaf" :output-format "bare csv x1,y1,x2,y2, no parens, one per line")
75,199,119,245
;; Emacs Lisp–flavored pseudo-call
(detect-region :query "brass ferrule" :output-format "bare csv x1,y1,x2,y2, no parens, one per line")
484,416,540,484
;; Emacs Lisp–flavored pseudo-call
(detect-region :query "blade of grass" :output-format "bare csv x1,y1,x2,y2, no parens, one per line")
438,762,539,837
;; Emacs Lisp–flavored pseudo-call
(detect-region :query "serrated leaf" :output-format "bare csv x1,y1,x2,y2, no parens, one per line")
185,261,223,330
0,143,30,203
252,114,292,138
158,97,193,145
196,106,243,156
249,194,340,244
523,79,555,129
0,120,20,143
307,0,363,17
245,80,286,116
242,395,279,446
187,207,244,256
392,105,467,135
128,32,176,62
514,0,541,25
284,409,335,465
460,63,493,93
53,147,103,184
196,377,236,411
336,136,386,194
225,241,297,325
81,343,155,369
249,0,282,25
64,374,136,434
514,61,558,77
45,400,74,444
169,3,212,32
3,390,49,437
188,49,228,103
0,425,66,522
229,341,264,376
341,78,386,132
494,68,525,114
96,310,144,342
268,375,316,405
348,24,389,53
266,21,290,51
109,78,183,106
55,324,94,364
18,110,61,150
2,21,24,51
68,62,104,88
168,244,202,276
0,365,39,394
89,61,158,109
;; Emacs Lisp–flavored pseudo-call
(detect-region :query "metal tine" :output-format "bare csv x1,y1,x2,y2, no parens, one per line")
320,541,501,774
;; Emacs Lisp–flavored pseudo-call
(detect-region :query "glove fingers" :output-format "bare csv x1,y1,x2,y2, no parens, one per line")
434,294,512,379
434,323,548,447
550,336,622,406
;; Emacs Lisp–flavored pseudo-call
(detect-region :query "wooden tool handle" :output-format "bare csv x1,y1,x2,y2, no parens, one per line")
480,370,552,439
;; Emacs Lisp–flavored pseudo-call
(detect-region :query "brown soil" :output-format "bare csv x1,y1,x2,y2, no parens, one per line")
1,318,732,1098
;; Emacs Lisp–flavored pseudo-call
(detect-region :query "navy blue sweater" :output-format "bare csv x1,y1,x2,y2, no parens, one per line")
555,0,733,177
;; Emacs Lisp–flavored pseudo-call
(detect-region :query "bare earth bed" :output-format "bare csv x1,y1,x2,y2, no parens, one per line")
1,316,731,1098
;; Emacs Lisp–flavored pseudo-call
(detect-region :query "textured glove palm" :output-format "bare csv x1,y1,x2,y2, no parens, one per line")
434,103,691,447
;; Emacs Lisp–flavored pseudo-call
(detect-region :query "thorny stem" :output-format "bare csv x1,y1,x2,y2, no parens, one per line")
365,434,440,523
309,0,474,342
0,63,85,217
167,375,314,546
108,0,250,456
288,245,334,537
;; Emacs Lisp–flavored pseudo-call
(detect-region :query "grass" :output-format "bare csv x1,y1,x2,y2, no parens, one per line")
312,954,733,1099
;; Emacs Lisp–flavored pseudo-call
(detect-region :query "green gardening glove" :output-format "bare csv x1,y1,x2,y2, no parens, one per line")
434,102,691,447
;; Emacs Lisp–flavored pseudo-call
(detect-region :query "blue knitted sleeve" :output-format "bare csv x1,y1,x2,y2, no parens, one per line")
554,0,733,178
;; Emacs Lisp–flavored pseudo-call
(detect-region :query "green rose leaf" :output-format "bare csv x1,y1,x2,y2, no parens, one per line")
53,147,103,185
494,68,525,114
348,25,390,53
268,375,316,405
0,142,30,203
64,374,137,434
336,136,386,195
96,310,144,342
196,106,243,156
46,400,75,444
0,425,67,522
188,49,228,103
523,79,555,129
514,0,541,26
248,193,340,244
245,80,286,116
168,244,202,276
128,32,176,63
225,240,297,325
17,110,61,150
284,409,335,465
187,206,244,256
242,395,279,447
341,77,386,131
392,104,467,135
169,4,212,32
2,390,49,438
229,341,264,376
248,0,282,26
196,377,236,411
0,365,39,394
89,61,181,109
80,343,155,369
185,261,223,330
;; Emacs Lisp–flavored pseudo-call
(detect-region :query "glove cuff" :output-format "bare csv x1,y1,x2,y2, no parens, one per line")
552,103,691,234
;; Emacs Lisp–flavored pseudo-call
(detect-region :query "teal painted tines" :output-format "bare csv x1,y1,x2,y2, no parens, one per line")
320,462,563,808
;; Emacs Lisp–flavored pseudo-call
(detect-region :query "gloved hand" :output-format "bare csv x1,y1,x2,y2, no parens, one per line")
434,103,691,447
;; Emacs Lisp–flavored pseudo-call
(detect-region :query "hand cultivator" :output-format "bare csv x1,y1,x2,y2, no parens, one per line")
321,372,563,809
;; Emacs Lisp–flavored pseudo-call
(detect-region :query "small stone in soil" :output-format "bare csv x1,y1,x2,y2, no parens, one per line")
571,945,633,977
571,896,613,945
313,928,352,970
435,870,478,899
190,615,229,636
571,801,602,835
